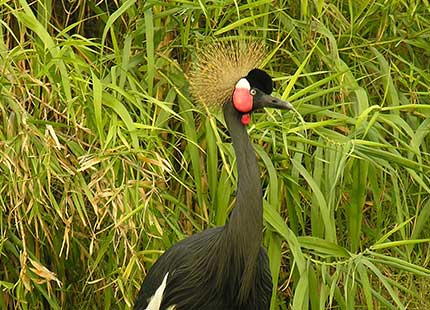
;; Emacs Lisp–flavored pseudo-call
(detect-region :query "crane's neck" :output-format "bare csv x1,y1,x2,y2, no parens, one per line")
222,102,263,299
224,102,263,238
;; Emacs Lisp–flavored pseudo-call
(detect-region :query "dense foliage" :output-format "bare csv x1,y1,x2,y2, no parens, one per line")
1,1,429,309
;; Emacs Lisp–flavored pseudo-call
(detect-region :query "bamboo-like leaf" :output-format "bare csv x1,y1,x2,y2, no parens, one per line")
214,12,272,35
178,97,206,212
282,38,320,100
102,93,139,149
101,0,137,49
291,158,336,243
91,71,105,145
374,217,414,245
268,233,282,310
368,251,430,277
357,262,374,310
292,268,309,310
411,199,430,242
362,260,406,309
298,236,350,257
348,159,368,252
263,201,306,274
371,238,430,250
144,6,155,96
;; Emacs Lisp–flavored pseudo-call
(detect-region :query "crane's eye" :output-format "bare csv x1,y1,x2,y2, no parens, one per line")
250,89,256,96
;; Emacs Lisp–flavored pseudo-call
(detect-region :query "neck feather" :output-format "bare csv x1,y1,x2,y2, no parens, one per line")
221,102,263,302
223,103,263,234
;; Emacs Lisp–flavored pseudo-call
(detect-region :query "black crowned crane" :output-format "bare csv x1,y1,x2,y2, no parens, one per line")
134,41,293,310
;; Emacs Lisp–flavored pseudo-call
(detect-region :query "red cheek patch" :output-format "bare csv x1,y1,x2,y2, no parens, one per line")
233,88,253,113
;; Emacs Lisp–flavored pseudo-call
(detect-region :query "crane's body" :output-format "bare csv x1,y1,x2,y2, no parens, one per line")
134,42,293,310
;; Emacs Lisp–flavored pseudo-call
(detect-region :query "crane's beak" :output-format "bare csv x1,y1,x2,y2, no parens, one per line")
252,88,293,111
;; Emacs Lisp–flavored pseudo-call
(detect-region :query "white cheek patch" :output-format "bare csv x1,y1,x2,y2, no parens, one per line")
235,78,251,90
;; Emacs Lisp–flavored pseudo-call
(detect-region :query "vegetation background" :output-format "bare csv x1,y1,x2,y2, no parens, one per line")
1,0,430,309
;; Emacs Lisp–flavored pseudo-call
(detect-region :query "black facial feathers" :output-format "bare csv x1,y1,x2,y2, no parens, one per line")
245,69,273,95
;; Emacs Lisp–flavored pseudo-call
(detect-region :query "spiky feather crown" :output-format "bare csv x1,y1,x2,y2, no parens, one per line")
188,41,266,108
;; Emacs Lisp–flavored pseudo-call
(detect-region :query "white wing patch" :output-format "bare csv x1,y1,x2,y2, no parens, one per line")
145,272,175,310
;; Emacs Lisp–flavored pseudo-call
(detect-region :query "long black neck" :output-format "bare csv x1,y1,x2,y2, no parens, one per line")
222,102,263,301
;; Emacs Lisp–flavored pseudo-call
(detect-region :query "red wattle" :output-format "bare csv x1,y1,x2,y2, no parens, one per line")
241,114,251,125
233,88,253,113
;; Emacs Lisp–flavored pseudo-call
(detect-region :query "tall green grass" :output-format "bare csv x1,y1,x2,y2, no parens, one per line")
1,1,429,309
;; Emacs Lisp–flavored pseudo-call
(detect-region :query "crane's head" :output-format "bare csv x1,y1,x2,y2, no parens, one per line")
232,68,293,125
189,40,292,125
